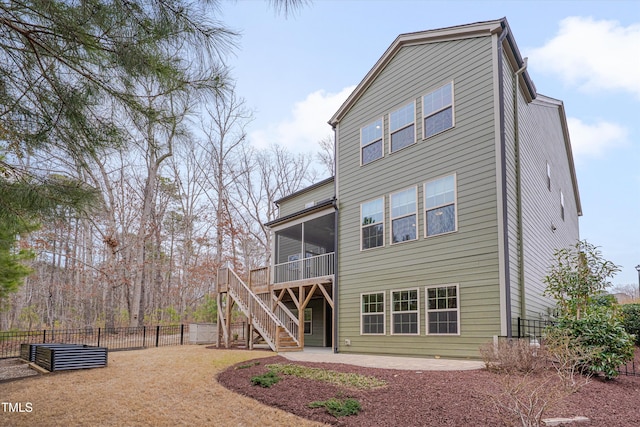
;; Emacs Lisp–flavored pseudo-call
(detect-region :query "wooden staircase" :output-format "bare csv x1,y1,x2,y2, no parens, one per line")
217,267,301,352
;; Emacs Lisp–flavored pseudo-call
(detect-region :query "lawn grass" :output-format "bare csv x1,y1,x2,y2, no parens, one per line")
1,346,325,426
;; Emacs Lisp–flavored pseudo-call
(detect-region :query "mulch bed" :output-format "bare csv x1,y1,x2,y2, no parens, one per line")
218,355,640,426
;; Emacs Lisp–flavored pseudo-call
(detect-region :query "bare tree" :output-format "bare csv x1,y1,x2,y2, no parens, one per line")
316,134,335,177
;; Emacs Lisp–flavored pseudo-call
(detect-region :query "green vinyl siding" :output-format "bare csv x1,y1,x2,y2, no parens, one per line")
278,178,334,218
335,35,501,358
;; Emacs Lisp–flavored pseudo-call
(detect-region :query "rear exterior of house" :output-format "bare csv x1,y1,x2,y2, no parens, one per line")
216,18,580,359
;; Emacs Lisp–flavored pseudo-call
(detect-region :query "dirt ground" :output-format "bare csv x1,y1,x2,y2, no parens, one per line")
3,346,640,426
0,346,324,427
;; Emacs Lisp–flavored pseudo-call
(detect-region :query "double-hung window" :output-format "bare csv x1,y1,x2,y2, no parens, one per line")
426,285,459,334
425,174,457,236
389,102,415,153
423,82,454,138
361,119,383,165
390,187,417,244
361,197,384,250
391,288,419,334
361,292,385,334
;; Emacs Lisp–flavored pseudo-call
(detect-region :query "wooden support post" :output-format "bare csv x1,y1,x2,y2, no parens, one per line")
225,296,232,349
299,286,305,349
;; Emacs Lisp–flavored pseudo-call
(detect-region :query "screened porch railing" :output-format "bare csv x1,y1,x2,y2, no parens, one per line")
273,252,334,284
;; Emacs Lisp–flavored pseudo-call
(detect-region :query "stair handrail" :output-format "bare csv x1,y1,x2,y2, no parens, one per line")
226,268,281,350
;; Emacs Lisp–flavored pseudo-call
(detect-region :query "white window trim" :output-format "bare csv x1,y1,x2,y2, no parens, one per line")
390,287,420,335
360,118,384,166
304,307,312,335
425,284,460,336
360,292,386,335
421,81,455,140
424,173,458,238
360,196,385,251
388,100,417,154
390,186,418,245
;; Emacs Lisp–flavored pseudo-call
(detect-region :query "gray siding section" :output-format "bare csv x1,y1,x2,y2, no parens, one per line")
278,180,335,218
336,36,501,358
519,96,580,318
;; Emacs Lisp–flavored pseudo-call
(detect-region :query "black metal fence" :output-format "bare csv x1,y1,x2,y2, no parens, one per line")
517,317,554,340
0,325,187,359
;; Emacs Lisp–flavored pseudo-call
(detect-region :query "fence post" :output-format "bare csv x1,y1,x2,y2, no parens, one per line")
143,326,146,348
43,329,46,343
155,325,160,347
180,324,184,345
517,317,521,338
97,328,101,347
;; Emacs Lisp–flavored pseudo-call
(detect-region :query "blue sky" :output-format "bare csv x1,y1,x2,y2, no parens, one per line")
219,0,640,287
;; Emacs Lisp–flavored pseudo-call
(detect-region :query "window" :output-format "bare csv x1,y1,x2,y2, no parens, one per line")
391,288,419,334
389,102,415,152
361,197,384,250
361,292,385,334
424,174,457,236
304,308,312,334
560,191,565,221
292,308,313,334
426,285,459,334
423,82,454,138
390,187,417,244
546,162,551,191
361,119,383,165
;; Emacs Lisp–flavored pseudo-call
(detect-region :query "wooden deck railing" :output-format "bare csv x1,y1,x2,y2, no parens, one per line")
273,252,334,284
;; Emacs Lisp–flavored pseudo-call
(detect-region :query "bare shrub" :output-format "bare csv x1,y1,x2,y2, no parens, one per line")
480,338,545,374
491,374,565,427
543,328,596,392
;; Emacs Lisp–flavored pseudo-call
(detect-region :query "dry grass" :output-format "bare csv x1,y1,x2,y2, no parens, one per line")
1,346,326,427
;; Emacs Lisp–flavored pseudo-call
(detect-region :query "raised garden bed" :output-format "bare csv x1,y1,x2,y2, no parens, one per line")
20,343,84,363
34,344,108,372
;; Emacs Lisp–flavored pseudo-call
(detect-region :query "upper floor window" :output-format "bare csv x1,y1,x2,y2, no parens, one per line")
425,174,457,236
390,187,417,244
361,197,384,250
361,119,383,165
546,162,551,191
389,102,416,153
422,82,454,138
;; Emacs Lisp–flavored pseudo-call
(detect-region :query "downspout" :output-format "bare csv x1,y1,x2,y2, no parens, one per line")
514,58,528,320
497,25,513,338
332,125,339,353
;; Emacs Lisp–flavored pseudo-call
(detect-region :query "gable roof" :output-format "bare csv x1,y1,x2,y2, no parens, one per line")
328,18,534,127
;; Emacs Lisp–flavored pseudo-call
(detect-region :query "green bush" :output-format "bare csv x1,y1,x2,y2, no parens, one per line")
620,304,640,345
309,397,361,418
250,371,281,388
551,309,635,379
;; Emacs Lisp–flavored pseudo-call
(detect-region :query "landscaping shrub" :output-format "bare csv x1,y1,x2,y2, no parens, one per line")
549,309,634,379
309,397,361,418
542,240,634,379
250,371,281,388
479,338,544,374
620,303,640,345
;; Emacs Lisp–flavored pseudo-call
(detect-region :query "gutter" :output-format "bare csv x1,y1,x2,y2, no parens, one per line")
497,22,513,338
332,125,339,354
514,58,528,320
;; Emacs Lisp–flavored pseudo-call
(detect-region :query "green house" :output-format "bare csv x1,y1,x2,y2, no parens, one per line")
216,18,581,359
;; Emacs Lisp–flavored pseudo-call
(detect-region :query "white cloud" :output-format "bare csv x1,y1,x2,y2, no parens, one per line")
567,117,628,159
529,17,640,97
249,86,355,152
